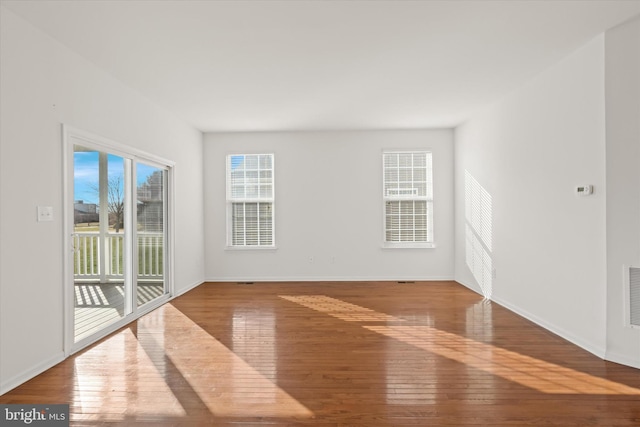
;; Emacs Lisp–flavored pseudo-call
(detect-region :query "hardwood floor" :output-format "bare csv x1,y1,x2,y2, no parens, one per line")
2,281,640,426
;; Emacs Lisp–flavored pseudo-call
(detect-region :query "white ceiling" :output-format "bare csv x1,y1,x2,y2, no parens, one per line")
2,0,640,132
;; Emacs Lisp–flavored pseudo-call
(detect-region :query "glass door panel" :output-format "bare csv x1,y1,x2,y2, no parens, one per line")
66,128,174,353
136,162,167,307
73,145,129,342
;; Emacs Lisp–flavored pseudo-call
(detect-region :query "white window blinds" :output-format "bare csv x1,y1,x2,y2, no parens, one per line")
227,154,274,247
383,151,433,245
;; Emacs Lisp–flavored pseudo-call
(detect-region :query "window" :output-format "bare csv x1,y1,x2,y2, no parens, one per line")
227,154,275,247
383,151,433,247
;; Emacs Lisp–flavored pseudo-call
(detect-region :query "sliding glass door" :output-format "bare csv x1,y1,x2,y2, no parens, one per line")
135,162,167,308
65,127,171,352
72,146,130,342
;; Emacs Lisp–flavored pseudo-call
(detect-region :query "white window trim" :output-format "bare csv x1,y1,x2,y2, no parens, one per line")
225,153,276,249
381,150,435,249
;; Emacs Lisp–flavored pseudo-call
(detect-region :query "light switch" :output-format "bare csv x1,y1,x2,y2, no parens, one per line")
576,185,593,196
37,206,54,222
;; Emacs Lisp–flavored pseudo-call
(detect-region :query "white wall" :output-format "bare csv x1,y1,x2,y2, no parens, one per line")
454,36,608,357
204,130,454,282
605,16,640,368
0,8,205,393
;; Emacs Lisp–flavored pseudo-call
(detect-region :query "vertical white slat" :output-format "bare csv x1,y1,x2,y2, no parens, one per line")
106,235,111,276
82,236,87,275
148,235,152,275
83,235,87,276
105,235,109,276
141,235,147,276
76,236,86,274
155,235,160,275
80,236,85,275
115,235,121,275
95,234,100,276
145,235,150,276
75,235,81,275
90,236,94,275
111,235,115,275
151,235,155,275
110,236,115,275
87,235,91,275
151,235,155,276
110,235,114,275
120,235,124,275
137,235,142,276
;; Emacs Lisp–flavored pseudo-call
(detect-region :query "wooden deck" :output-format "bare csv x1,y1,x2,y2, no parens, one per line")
3,281,640,426
74,282,164,342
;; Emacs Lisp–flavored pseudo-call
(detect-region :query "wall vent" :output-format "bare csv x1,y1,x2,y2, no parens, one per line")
627,266,640,328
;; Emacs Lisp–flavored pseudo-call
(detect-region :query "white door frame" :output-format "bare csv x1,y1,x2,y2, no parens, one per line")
62,125,175,356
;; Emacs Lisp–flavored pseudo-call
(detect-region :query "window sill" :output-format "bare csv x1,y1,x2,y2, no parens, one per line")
382,242,436,249
225,245,278,251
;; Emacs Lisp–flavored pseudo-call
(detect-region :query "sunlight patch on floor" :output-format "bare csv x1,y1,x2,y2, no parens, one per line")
283,294,640,396
280,295,404,322
72,329,187,422
366,325,640,395
153,304,314,418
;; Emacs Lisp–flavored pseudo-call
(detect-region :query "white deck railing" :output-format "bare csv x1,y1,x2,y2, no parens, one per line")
73,231,163,281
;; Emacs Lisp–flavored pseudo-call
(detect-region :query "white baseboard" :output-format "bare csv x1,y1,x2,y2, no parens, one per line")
0,352,65,396
453,278,483,295
491,295,607,359
173,279,205,298
204,275,455,283
605,350,640,369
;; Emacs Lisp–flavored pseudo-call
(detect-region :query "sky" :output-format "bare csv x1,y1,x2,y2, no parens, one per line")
74,151,159,205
